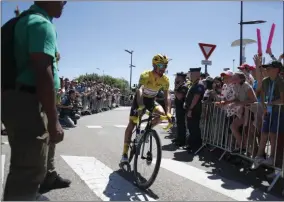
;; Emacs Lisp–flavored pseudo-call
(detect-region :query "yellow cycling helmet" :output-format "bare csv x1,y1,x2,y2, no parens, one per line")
152,54,169,65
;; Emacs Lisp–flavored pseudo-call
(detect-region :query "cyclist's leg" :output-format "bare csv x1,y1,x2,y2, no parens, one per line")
120,119,136,163
151,101,166,128
120,97,138,163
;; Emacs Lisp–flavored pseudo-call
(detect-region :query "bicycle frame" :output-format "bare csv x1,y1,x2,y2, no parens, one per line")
128,112,156,160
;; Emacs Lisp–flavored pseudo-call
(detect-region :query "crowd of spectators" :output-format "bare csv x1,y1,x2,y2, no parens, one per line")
196,52,284,188
171,50,284,195
1,77,123,133
56,77,122,128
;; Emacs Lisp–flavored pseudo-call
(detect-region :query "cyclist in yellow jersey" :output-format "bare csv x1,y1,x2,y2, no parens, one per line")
120,54,172,163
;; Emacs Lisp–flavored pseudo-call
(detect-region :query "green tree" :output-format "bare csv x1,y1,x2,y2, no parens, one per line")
76,73,131,94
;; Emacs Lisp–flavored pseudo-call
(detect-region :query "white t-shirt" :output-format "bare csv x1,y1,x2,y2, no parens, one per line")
221,83,235,101
220,83,242,118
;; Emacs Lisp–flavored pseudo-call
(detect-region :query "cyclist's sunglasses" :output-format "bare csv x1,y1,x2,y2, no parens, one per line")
157,63,167,69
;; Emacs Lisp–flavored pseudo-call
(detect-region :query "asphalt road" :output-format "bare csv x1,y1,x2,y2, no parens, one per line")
1,106,283,201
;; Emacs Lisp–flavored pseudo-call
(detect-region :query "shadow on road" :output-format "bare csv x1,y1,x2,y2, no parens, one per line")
172,150,194,162
103,169,159,201
161,143,179,152
170,146,283,200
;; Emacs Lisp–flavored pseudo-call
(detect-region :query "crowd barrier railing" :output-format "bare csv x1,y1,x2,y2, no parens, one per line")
196,102,284,193
80,93,121,114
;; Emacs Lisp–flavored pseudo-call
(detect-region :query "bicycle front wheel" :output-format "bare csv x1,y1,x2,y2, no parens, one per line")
133,130,162,190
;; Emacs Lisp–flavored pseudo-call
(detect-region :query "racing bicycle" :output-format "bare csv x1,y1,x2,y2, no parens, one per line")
119,110,169,190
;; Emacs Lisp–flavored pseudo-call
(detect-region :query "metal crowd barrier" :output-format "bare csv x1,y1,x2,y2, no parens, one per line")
80,92,121,114
196,102,284,193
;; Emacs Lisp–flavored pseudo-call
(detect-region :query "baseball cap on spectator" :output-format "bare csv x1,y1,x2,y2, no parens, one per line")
238,63,255,71
262,61,283,69
220,70,233,77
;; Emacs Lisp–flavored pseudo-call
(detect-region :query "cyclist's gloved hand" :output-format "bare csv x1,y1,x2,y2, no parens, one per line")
138,105,145,112
163,114,173,131
166,113,173,123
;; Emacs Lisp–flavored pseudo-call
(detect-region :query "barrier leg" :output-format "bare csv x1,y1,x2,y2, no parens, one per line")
194,143,206,155
219,150,227,161
267,171,281,192
209,147,216,152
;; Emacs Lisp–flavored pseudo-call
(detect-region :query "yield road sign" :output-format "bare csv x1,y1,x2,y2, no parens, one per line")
201,60,212,66
198,43,216,60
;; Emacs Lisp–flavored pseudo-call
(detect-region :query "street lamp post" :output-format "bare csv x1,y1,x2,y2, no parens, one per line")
96,68,104,83
14,6,20,17
239,1,266,66
239,1,243,66
125,49,135,89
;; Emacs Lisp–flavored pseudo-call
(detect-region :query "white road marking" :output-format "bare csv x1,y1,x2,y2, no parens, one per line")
156,158,281,201
113,107,130,111
62,155,156,201
1,155,5,185
86,126,103,129
2,141,9,145
114,125,127,128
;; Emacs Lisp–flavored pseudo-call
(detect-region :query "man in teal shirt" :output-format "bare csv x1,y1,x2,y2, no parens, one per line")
2,1,68,200
38,51,72,195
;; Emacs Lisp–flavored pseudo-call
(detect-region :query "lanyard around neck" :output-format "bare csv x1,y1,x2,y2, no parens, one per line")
268,80,275,103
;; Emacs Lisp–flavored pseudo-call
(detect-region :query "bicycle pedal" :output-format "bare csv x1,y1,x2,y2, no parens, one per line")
119,162,131,172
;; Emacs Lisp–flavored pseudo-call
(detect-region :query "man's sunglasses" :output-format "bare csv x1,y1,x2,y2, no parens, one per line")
157,63,167,69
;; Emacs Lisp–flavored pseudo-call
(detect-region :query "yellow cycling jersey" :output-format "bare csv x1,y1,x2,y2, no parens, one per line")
139,70,170,98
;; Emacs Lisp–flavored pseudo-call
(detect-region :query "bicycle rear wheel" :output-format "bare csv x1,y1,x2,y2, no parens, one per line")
133,130,162,190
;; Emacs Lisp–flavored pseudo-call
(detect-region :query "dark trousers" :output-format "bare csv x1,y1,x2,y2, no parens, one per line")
187,116,202,151
2,90,49,200
175,105,186,144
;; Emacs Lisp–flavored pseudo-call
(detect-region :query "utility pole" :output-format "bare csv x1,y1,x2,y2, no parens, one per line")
239,1,243,66
125,49,135,90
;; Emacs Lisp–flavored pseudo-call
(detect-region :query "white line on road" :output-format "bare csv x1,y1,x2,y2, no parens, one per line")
1,155,5,185
114,125,127,128
61,155,156,201
86,126,103,129
113,107,130,111
156,158,281,201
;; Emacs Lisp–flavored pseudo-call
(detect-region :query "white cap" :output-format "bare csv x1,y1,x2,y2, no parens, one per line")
220,70,233,77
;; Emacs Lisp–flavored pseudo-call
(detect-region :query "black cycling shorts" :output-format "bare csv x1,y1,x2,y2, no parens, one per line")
129,95,160,122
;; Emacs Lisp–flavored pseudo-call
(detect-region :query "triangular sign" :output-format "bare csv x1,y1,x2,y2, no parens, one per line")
198,43,216,60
